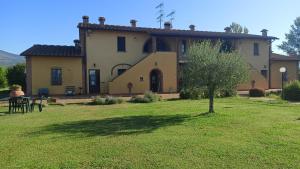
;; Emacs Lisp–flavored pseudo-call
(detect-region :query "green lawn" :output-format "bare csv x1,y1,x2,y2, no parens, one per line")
0,98,299,168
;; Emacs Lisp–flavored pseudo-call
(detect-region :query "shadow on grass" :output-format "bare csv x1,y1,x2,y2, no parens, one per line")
30,114,191,137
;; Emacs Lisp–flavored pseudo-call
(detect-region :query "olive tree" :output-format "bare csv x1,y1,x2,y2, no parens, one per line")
183,41,249,113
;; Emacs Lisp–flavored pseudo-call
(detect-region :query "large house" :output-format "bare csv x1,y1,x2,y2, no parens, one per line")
21,16,300,95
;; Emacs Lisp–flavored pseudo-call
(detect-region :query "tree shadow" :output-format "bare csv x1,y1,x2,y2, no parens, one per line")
30,114,191,137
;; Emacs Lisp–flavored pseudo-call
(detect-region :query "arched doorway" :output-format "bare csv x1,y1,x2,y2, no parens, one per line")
150,69,163,93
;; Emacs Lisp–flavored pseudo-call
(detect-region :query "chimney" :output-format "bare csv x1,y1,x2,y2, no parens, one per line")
224,27,232,33
189,24,195,31
130,19,137,27
98,17,106,26
261,29,268,36
164,22,172,30
82,16,89,24
74,40,80,48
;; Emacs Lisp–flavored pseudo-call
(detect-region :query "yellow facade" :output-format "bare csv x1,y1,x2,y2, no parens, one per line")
86,30,150,93
25,18,296,95
109,52,177,94
236,39,270,89
270,60,299,89
30,56,82,95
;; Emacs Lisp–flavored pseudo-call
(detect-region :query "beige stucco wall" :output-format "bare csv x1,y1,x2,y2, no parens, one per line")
236,39,270,90
270,60,299,89
85,29,271,93
86,30,151,93
30,56,83,95
109,52,177,94
237,69,268,90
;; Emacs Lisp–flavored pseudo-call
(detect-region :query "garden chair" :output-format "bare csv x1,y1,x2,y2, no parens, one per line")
8,97,30,114
65,86,76,96
30,96,44,112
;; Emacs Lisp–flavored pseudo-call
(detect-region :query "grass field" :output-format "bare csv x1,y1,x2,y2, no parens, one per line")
0,98,299,168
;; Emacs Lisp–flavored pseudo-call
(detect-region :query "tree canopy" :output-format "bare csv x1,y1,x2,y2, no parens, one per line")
278,17,300,55
6,63,26,90
229,22,249,34
183,41,249,113
0,67,6,88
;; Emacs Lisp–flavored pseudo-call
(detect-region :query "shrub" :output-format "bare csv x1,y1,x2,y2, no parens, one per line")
6,64,26,90
90,96,124,105
0,67,6,88
144,91,161,102
249,88,265,97
105,96,124,105
179,88,208,100
130,91,161,103
217,88,237,98
180,87,236,100
282,81,300,101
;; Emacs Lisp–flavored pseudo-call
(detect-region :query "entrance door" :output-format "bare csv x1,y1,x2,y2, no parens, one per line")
89,69,100,94
150,69,163,92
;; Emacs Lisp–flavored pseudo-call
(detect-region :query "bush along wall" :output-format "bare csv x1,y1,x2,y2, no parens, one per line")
89,96,124,105
130,91,161,103
282,80,300,101
249,88,265,97
180,88,236,100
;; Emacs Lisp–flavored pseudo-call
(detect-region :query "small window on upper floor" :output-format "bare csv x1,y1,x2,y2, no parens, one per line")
51,68,62,86
254,43,259,56
117,36,126,52
117,69,127,76
181,40,187,55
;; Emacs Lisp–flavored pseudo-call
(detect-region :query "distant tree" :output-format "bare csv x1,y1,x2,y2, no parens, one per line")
229,22,249,34
183,41,249,113
6,64,26,90
0,67,7,88
278,17,300,55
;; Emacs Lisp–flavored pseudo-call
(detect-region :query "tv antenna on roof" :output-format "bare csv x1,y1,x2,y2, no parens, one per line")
167,10,176,24
156,2,164,28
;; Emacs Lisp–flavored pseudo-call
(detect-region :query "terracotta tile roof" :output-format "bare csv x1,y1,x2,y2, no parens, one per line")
20,45,81,57
78,23,278,40
271,53,300,61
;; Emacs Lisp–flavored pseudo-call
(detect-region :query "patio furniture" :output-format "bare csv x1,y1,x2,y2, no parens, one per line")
65,86,75,96
8,96,31,114
8,96,45,114
31,96,45,112
38,88,49,97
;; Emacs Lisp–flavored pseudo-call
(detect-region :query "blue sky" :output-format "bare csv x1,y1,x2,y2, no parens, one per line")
0,0,299,54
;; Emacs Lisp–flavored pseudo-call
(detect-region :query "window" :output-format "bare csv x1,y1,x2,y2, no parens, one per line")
117,36,126,52
254,43,259,56
117,69,127,75
181,40,187,55
51,68,62,85
261,69,268,78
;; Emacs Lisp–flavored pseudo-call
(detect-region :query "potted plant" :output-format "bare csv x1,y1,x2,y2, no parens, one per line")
9,84,25,97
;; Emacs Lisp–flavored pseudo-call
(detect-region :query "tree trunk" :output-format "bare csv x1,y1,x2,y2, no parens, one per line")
208,88,215,113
